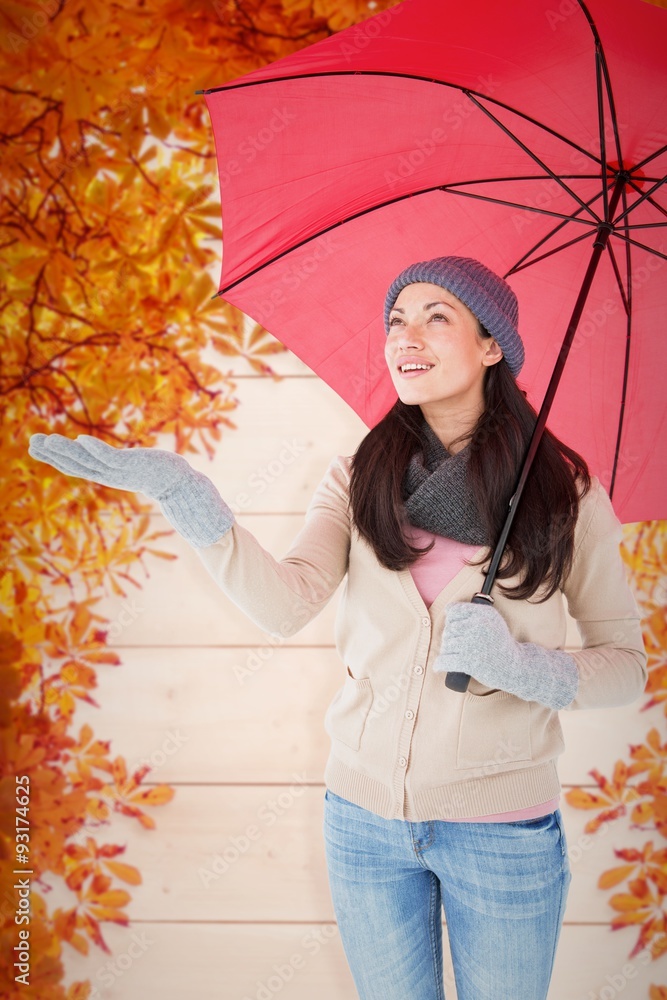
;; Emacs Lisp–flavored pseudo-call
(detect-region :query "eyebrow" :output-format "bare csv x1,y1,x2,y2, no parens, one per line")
390,300,456,314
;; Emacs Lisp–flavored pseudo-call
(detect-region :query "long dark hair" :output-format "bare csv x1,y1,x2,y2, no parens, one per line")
349,338,592,603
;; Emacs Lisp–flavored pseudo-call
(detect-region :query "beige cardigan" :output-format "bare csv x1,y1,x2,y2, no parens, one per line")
196,456,648,821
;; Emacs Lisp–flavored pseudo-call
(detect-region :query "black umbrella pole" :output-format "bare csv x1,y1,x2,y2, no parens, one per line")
445,174,627,693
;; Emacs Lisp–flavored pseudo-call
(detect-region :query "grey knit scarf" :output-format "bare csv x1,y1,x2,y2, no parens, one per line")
401,419,489,545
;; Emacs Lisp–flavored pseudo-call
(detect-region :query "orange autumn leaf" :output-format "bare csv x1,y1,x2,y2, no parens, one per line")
565,788,609,810
83,889,132,910
76,910,110,955
629,728,667,776
65,862,97,893
599,865,638,890
130,784,176,807
82,650,122,665
601,843,667,897
103,859,142,885
68,934,91,957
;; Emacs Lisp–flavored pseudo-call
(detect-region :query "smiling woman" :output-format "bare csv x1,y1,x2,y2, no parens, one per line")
26,254,648,1000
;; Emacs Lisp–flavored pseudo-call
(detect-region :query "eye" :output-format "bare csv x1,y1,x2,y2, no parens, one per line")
388,316,403,326
428,313,448,321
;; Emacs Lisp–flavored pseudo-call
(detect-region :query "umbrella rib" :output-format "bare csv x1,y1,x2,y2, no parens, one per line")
436,186,596,224
625,192,667,221
199,71,604,167
610,233,667,261
577,0,625,175
632,143,667,174
216,184,595,296
616,155,667,220
444,173,604,185
605,240,630,317
594,43,608,221
638,195,667,220
462,92,600,224
506,230,599,277
506,191,611,274
614,176,667,225
606,203,634,500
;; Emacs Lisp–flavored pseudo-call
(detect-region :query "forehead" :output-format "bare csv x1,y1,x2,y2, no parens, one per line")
392,282,475,319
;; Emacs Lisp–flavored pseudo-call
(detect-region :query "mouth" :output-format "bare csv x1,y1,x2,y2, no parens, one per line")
397,361,435,378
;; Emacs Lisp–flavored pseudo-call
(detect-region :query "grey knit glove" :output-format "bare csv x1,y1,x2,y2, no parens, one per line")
434,601,579,710
28,433,234,549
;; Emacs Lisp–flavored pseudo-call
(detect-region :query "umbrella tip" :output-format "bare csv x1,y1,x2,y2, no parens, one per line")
194,89,207,95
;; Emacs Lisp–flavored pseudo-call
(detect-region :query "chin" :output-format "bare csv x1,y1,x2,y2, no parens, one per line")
395,387,439,406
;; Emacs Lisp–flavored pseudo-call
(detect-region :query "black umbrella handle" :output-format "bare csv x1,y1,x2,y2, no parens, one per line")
443,173,628,695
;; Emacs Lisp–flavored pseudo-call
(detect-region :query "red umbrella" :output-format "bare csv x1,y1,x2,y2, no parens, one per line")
197,0,665,691
197,0,665,527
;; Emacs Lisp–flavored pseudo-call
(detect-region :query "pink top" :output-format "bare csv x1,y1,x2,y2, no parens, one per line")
406,525,560,823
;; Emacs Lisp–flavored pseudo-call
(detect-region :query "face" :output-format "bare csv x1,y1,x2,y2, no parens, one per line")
384,282,503,414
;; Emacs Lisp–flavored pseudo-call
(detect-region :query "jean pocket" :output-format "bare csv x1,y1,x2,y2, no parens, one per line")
502,812,556,827
325,789,354,806
324,667,374,751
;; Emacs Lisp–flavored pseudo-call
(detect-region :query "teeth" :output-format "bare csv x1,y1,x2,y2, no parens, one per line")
400,363,433,372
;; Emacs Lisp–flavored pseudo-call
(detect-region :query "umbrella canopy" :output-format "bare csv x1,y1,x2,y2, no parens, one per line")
198,0,667,524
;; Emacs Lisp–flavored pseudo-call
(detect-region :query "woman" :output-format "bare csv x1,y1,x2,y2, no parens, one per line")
28,256,647,1000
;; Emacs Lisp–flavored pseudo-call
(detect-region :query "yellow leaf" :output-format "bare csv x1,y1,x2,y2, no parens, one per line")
564,788,607,809
87,906,130,924
104,860,142,885
84,651,122,665
89,889,131,908
609,892,647,912
67,932,91,957
131,784,175,806
598,865,637,889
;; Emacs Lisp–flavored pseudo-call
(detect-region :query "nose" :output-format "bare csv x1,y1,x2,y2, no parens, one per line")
395,325,425,349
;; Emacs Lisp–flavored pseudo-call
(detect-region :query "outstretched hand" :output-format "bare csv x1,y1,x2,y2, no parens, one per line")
28,432,235,548
28,433,191,500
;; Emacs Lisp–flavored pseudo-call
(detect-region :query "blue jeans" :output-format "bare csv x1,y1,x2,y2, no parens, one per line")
323,789,572,1000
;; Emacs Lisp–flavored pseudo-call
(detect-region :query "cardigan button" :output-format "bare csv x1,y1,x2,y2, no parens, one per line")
405,710,414,720
414,665,424,674
398,756,407,767
421,617,430,627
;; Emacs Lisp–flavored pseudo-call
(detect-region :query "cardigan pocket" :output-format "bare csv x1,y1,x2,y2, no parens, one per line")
324,667,374,751
456,689,532,769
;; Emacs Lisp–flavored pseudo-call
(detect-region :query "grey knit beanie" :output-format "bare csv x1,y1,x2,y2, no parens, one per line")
383,256,525,377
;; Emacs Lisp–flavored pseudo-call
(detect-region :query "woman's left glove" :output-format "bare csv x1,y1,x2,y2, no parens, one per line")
434,601,579,710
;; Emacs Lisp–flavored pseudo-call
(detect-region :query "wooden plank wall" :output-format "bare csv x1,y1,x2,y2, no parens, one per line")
56,353,656,999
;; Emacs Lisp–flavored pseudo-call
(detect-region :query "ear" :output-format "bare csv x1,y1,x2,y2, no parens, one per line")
482,338,504,367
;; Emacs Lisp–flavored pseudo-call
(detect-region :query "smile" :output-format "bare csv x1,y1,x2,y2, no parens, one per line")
398,362,435,377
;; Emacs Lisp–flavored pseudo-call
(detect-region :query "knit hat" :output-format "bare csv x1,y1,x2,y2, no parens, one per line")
383,256,525,377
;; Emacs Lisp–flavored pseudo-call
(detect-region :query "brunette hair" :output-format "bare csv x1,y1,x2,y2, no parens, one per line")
349,333,592,603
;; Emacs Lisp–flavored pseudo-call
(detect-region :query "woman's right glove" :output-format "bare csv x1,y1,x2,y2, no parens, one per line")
28,433,235,549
